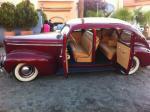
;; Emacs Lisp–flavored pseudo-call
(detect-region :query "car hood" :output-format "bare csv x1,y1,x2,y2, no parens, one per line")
5,32,63,45
7,32,62,40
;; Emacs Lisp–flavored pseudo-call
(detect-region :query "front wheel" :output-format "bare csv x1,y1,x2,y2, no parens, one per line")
128,56,140,75
14,63,38,82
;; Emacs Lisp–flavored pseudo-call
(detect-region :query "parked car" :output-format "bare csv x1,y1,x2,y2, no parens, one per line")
1,17,150,82
53,22,64,31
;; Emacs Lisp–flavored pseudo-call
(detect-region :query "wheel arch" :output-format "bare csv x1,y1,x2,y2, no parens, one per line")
134,46,150,67
4,51,57,75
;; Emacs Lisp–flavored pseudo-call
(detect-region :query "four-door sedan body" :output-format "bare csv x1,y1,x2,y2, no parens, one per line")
1,17,150,82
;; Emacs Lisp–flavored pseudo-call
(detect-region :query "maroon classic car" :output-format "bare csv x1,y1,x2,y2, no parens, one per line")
1,17,150,82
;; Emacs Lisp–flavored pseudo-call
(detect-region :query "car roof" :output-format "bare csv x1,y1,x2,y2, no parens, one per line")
66,17,145,38
67,17,131,25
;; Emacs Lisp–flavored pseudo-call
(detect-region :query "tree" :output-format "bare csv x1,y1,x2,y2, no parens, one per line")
85,10,103,17
112,8,133,22
15,0,38,30
144,11,150,25
133,8,150,25
0,2,16,31
134,8,145,25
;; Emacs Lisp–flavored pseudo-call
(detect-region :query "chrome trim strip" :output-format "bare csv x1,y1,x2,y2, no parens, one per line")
6,43,63,46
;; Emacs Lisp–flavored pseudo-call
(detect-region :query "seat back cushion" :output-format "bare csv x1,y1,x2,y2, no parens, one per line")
108,39,117,47
80,31,93,55
102,36,109,43
108,31,118,47
100,43,116,60
101,29,118,46
71,31,82,44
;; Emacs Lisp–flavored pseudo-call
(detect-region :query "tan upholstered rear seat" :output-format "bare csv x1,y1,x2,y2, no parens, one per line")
70,31,93,62
70,31,100,62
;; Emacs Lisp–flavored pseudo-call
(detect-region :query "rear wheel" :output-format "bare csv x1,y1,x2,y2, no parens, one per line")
14,63,38,82
129,56,140,75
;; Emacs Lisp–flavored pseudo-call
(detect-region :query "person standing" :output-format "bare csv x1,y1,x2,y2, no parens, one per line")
143,24,150,40
49,19,53,32
43,20,50,33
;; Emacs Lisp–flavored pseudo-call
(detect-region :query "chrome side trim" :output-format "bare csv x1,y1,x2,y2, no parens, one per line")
6,43,63,46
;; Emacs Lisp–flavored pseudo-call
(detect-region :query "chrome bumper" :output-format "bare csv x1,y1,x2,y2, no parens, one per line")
0,53,6,72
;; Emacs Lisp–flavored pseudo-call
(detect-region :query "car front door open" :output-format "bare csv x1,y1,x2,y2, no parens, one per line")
62,34,68,77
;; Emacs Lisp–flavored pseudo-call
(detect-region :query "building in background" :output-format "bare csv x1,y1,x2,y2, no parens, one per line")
0,2,2,6
78,0,84,18
38,0,79,23
124,0,150,11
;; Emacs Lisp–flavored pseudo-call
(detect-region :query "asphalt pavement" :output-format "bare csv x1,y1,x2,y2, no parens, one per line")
0,48,150,112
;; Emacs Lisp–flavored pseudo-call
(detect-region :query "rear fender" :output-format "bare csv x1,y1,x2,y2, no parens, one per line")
134,47,150,67
4,51,57,75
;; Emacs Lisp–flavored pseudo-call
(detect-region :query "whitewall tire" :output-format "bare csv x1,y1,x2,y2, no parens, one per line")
14,63,38,82
129,56,140,75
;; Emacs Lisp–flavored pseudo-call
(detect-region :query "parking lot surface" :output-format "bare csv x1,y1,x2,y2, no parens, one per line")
0,48,150,112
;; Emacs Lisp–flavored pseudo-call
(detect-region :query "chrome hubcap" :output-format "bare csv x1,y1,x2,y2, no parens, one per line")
20,66,34,76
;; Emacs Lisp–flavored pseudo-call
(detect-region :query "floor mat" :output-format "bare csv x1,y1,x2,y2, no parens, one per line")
95,49,111,64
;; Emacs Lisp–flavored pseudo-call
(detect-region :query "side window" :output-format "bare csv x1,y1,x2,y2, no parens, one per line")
120,30,132,44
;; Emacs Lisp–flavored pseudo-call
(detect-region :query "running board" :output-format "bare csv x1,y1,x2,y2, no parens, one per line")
56,66,115,75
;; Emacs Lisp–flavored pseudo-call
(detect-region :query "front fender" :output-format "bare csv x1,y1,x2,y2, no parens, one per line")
4,50,57,75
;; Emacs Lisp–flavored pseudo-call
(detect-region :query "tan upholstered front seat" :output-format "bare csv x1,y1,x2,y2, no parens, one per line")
70,31,99,62
99,36,117,60
99,43,116,60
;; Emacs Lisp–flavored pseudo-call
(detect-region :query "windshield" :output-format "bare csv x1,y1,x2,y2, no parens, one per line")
60,25,70,35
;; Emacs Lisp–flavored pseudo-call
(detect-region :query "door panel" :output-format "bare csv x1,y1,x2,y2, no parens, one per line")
117,42,131,69
62,34,68,77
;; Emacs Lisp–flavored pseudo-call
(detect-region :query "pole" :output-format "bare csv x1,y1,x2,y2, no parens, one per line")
79,0,84,18
96,2,99,16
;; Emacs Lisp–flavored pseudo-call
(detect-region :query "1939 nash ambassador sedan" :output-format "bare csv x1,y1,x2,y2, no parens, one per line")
1,17,150,82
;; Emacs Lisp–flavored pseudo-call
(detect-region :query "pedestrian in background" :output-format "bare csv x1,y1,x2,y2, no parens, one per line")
143,24,150,40
49,19,53,32
43,20,50,33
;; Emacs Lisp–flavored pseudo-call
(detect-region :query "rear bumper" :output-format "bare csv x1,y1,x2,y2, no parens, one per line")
0,53,6,70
